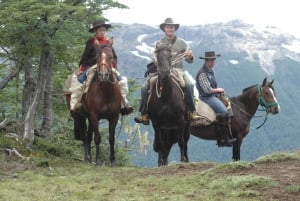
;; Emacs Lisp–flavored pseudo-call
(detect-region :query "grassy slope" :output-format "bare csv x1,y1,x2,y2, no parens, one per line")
0,134,299,201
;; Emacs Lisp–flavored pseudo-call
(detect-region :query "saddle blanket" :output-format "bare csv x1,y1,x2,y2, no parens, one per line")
191,98,217,127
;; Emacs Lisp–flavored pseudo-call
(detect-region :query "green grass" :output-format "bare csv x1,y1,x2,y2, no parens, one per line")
0,133,299,201
255,151,300,163
0,158,280,201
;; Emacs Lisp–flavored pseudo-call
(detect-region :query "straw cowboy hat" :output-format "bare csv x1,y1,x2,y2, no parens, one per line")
159,18,180,31
89,19,112,33
199,51,221,59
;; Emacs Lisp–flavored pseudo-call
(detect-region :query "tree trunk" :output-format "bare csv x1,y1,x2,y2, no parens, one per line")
40,51,54,137
22,58,36,117
23,42,50,146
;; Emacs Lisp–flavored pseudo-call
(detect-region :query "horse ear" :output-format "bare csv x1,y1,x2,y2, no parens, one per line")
270,79,274,85
108,37,114,47
262,77,267,86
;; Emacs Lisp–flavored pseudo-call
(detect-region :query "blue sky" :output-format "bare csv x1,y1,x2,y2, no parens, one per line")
104,0,300,37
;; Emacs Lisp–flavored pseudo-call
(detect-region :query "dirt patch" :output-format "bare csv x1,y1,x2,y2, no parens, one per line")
138,159,300,201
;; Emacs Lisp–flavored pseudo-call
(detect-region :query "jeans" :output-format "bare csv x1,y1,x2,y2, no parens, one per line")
139,78,150,113
77,69,88,84
200,95,227,114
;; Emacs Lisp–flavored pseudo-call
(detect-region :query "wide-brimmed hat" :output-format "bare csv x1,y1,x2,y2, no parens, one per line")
199,51,221,59
89,20,112,33
159,18,180,31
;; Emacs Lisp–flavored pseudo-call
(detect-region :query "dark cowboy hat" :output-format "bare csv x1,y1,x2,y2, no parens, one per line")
159,18,180,31
199,51,221,59
89,20,112,33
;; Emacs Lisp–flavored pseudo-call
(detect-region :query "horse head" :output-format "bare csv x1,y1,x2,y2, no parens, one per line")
96,39,115,83
155,45,172,87
258,77,280,114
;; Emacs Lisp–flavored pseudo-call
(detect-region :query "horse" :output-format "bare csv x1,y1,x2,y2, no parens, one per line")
190,77,280,161
78,42,122,166
147,45,190,166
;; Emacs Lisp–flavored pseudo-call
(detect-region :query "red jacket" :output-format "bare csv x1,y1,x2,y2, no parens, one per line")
79,36,117,71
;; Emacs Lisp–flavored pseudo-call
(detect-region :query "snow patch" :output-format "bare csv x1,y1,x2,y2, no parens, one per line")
130,51,151,61
282,41,300,53
137,34,148,43
229,60,239,64
136,42,155,54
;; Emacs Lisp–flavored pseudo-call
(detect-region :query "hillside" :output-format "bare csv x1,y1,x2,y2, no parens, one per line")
106,20,300,167
0,147,299,201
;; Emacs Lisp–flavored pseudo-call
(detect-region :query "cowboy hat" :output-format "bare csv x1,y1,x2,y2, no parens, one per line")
159,18,180,31
89,20,112,33
199,51,221,59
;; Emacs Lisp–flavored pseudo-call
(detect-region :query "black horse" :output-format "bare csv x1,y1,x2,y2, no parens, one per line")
147,45,190,166
190,78,280,161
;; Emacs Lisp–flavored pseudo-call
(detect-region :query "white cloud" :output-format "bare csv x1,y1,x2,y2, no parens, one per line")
104,0,300,37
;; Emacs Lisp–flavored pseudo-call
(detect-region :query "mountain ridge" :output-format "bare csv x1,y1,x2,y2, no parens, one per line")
107,20,300,167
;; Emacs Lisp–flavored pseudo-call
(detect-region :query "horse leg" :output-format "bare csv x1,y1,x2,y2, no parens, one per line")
232,135,243,161
163,131,175,166
182,122,190,162
83,119,93,163
108,117,119,166
151,121,164,166
89,114,101,166
71,112,84,141
177,121,187,163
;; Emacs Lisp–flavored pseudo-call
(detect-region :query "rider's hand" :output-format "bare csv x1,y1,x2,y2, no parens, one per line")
212,88,224,94
216,88,224,93
184,48,193,59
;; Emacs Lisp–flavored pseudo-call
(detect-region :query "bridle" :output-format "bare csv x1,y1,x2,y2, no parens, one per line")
96,47,116,84
230,84,279,129
257,84,279,113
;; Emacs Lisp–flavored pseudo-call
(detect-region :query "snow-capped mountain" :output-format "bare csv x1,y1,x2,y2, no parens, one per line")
111,19,300,77
110,20,300,167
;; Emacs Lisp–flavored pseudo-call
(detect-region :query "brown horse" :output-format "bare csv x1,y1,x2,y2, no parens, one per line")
147,45,190,166
190,78,280,161
79,42,122,166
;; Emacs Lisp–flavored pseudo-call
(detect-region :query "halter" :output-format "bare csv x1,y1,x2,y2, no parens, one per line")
230,84,279,129
96,47,116,84
255,84,279,129
257,84,279,112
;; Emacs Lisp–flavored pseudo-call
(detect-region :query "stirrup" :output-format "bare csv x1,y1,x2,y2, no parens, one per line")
189,111,201,121
218,138,236,147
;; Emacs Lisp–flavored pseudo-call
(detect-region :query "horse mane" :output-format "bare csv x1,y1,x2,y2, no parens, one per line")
242,84,257,93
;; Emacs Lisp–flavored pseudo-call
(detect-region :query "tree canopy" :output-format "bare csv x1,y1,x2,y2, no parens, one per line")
0,0,128,145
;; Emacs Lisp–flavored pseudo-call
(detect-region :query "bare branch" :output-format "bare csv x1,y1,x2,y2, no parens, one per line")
0,65,21,90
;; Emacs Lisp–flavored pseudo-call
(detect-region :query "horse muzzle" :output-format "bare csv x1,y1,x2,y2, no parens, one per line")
98,72,110,82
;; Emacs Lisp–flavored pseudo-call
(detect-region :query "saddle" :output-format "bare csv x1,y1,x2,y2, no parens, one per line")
148,71,185,98
191,95,232,128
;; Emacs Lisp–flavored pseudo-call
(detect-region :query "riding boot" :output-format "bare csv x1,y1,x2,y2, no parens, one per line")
134,93,150,125
216,112,236,147
134,80,150,125
119,77,133,115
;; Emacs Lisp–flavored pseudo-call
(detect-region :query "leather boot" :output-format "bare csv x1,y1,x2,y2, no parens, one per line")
134,114,149,125
216,113,236,146
120,104,134,115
